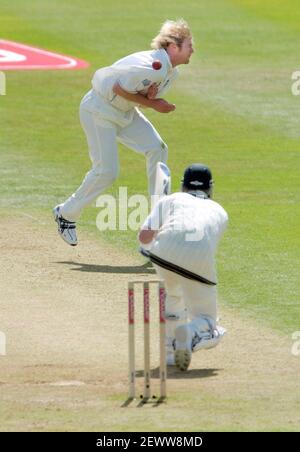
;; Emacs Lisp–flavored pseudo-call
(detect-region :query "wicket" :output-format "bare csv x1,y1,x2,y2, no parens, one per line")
128,280,167,401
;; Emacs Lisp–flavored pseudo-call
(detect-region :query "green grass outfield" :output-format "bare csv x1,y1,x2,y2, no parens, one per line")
1,1,299,337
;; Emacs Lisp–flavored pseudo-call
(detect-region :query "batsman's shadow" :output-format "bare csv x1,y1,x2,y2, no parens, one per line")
56,260,156,274
136,367,221,380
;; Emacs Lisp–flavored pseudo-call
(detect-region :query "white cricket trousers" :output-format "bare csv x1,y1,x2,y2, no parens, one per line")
153,264,217,342
60,106,168,222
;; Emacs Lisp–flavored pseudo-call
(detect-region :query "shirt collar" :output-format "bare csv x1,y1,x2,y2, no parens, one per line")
188,190,209,199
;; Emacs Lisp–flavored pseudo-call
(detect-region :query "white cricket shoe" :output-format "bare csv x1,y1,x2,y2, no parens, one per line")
53,205,78,246
175,349,191,371
174,324,192,371
192,325,226,352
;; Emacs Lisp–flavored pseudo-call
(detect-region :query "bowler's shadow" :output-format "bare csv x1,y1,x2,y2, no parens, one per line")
136,367,221,379
56,260,156,274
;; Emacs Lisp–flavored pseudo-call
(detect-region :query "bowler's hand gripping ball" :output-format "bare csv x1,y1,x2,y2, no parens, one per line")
152,60,162,70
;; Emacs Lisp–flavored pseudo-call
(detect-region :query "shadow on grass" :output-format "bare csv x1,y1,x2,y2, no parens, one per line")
136,367,221,379
56,260,156,274
121,396,167,408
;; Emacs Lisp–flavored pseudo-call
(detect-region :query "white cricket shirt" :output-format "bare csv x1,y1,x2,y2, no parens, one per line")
91,48,178,115
142,192,228,282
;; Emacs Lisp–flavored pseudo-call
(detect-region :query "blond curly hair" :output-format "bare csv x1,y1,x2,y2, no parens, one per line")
151,19,192,50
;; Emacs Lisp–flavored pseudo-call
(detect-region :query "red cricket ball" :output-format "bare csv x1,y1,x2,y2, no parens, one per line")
152,60,162,70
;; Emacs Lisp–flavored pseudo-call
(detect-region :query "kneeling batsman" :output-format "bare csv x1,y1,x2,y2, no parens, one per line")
139,163,228,371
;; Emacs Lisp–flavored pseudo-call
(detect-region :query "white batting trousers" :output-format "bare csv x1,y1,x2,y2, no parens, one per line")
152,264,217,341
60,106,168,222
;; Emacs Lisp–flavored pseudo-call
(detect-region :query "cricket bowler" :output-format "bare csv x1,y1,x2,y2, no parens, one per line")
53,19,194,245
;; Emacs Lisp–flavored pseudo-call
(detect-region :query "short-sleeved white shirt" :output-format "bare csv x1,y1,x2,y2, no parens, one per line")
92,48,178,112
141,192,228,282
